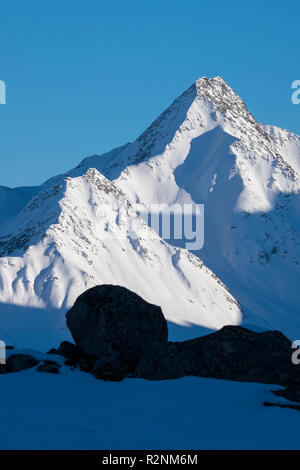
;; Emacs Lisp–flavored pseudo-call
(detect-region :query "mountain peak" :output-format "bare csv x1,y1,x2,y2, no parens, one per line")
194,76,248,114
196,75,228,85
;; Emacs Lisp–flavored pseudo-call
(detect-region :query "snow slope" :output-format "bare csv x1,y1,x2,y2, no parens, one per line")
0,169,241,349
0,360,299,450
0,76,299,343
263,124,300,177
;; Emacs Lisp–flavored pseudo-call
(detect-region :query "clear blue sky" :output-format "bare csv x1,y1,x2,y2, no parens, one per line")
1,0,299,187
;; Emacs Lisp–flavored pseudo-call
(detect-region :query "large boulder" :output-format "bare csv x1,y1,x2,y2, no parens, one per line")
66,285,168,380
6,354,39,373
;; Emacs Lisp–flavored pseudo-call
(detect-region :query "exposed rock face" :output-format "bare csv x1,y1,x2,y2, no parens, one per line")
273,372,300,403
37,360,60,374
66,285,168,380
93,354,130,382
48,341,82,364
6,354,39,373
134,326,299,386
78,355,97,373
134,341,202,380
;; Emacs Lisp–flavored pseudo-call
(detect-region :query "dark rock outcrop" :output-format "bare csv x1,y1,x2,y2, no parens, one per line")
273,372,300,403
66,285,168,380
37,360,61,374
54,284,299,403
6,354,39,372
78,355,97,373
93,353,130,382
134,326,299,387
48,341,83,366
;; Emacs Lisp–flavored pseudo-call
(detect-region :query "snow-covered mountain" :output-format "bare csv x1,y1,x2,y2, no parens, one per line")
0,168,241,349
0,76,299,347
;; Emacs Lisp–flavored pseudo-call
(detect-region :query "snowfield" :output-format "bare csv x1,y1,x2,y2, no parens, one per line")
0,363,299,450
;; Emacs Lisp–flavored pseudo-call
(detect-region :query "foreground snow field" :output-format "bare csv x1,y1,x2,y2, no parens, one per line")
0,361,299,450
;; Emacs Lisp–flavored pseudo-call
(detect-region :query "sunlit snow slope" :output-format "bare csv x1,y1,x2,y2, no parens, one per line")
0,169,240,349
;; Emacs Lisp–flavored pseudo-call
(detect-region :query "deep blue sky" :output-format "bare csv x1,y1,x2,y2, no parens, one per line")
1,0,299,187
